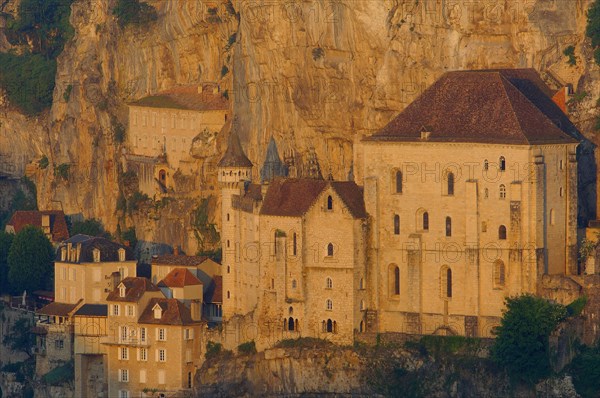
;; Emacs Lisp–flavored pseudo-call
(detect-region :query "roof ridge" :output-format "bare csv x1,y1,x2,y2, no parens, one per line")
497,73,531,145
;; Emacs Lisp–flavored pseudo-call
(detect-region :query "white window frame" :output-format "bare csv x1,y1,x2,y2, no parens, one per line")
120,347,129,360
119,369,129,382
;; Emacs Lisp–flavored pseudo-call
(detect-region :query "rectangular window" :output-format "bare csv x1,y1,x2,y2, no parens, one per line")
184,328,193,340
119,390,129,398
159,348,166,362
126,305,134,317
139,348,147,361
62,267,67,280
120,326,128,343
71,268,76,281
139,369,147,383
158,328,166,341
113,304,120,316
158,370,165,385
120,347,128,360
55,339,64,350
185,348,192,363
119,369,129,382
188,371,193,388
140,327,146,343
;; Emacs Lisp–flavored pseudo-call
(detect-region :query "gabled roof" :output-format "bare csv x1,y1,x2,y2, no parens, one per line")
152,254,210,266
218,131,253,168
138,298,199,325
158,268,202,288
73,304,107,317
7,210,69,242
129,84,228,111
106,277,161,302
260,179,367,219
37,302,78,317
56,234,134,263
204,275,222,304
367,69,579,145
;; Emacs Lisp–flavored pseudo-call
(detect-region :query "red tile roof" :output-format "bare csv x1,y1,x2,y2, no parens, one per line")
130,84,228,111
152,255,210,266
260,179,366,219
106,277,161,302
37,301,78,317
7,210,69,242
367,69,579,145
158,268,202,288
138,298,200,325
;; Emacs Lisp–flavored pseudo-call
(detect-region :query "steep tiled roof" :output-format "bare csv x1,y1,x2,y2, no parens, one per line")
218,131,253,168
7,210,69,242
152,255,210,266
367,69,579,145
56,235,134,263
260,179,366,219
106,277,161,302
130,84,228,111
138,298,199,325
73,304,107,317
37,302,78,317
204,275,222,304
158,268,202,288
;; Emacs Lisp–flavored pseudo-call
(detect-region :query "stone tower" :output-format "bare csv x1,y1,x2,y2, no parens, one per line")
217,131,253,318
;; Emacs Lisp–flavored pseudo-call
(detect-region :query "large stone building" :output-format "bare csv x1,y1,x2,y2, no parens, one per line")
220,69,580,340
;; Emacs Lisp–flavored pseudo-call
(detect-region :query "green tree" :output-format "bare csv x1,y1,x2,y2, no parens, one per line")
586,0,600,65
0,231,14,294
70,218,107,237
7,226,54,294
113,0,157,28
491,294,567,384
3,317,35,359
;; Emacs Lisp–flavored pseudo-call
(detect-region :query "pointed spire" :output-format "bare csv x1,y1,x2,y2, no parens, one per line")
260,137,287,183
218,131,253,168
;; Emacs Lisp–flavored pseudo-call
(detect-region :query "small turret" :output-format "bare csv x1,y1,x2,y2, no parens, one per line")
218,131,253,188
260,137,287,183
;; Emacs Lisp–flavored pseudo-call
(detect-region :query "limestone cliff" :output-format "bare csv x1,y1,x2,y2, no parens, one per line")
1,0,599,250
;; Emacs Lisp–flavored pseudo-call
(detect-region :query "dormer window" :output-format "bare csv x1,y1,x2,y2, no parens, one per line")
153,304,162,320
92,248,100,263
118,248,126,262
119,284,126,298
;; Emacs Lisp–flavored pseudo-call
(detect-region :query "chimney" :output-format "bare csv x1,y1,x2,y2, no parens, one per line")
190,299,202,321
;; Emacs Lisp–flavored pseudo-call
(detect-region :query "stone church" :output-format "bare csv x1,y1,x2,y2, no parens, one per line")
219,69,580,343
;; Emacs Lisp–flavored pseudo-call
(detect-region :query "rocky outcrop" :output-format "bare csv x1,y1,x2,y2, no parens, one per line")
2,0,600,248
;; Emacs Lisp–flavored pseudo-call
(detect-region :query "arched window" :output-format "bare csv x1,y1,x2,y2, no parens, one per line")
227,291,230,299
498,225,507,240
493,260,505,288
292,279,297,289
359,277,364,290
484,188,489,199
326,277,333,289
360,321,365,333
445,217,452,237
550,209,555,226
499,184,506,199
288,317,295,331
394,215,400,235
327,243,334,256
423,212,429,231
560,187,564,197
327,195,333,210
283,319,288,331
447,172,455,196
394,266,400,295
360,300,365,310
293,232,297,256
395,170,403,193
227,240,230,248
226,213,230,221
227,266,230,274
484,159,489,171
326,299,333,311
326,319,333,333
499,156,506,171
289,306,293,315
441,267,452,299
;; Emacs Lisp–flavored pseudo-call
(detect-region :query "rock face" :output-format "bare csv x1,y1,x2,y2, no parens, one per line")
1,0,600,248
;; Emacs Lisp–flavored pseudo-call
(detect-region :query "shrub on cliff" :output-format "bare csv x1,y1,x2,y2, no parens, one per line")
569,344,600,398
491,294,567,384
587,0,600,65
113,0,158,28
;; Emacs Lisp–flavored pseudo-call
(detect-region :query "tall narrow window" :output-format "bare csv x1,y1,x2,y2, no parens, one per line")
493,260,506,288
423,212,429,231
499,156,506,171
446,269,452,298
395,170,403,193
550,209,556,225
499,184,506,199
327,243,334,257
447,172,454,196
394,215,400,235
394,266,400,295
326,277,333,289
484,159,489,171
293,232,297,256
498,225,507,240
445,216,452,237
484,188,489,199
326,299,333,311
327,195,333,210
